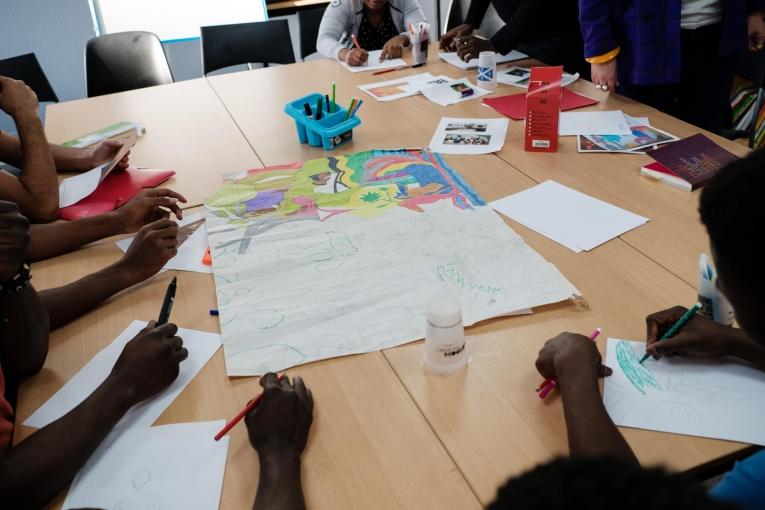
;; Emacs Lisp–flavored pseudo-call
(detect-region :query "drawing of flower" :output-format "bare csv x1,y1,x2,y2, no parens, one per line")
360,191,382,203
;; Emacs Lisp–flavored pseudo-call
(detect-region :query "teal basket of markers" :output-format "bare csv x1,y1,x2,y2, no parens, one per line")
284,92,362,150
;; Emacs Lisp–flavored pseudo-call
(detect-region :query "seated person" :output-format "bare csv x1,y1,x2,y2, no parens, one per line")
317,0,428,66
0,201,186,507
440,0,589,77
490,149,765,510
0,76,130,222
246,373,314,510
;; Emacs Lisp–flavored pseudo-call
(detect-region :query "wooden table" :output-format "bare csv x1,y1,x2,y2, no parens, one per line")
14,49,752,509
44,78,263,209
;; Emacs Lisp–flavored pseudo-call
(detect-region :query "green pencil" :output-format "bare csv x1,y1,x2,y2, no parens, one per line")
332,82,336,112
639,302,702,363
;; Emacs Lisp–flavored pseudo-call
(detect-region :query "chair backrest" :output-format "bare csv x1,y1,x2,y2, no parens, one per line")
201,20,295,75
0,53,58,102
298,8,326,60
85,31,174,97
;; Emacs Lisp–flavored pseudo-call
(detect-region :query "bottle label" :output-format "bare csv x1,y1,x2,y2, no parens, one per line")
478,66,494,82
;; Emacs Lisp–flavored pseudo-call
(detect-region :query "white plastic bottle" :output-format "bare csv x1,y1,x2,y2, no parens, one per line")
477,51,497,91
697,253,734,326
423,296,469,375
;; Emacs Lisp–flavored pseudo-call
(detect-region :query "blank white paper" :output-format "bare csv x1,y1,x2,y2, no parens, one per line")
421,78,491,106
439,50,528,70
63,420,229,510
559,111,632,136
23,320,221,429
429,117,509,155
604,339,765,446
490,180,648,252
116,212,212,274
340,49,406,73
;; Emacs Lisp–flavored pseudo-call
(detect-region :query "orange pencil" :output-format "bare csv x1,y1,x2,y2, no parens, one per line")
214,374,287,441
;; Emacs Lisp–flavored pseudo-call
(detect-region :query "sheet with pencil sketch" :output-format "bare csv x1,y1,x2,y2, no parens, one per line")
63,420,229,510
204,150,579,376
603,339,765,445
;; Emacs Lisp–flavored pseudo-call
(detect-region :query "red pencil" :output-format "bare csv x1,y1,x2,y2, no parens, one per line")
537,328,601,400
214,374,287,441
372,66,407,76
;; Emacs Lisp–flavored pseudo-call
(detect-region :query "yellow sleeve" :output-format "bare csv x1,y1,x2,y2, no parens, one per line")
586,47,620,64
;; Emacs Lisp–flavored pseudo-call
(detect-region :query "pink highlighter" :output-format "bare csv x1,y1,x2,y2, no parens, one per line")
537,327,602,399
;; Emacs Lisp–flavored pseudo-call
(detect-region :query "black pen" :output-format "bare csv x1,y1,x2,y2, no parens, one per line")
157,276,177,326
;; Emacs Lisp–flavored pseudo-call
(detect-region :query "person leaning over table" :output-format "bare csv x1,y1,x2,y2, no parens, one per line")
439,0,590,78
0,76,131,223
0,200,187,508
488,149,765,510
317,0,428,66
579,0,765,134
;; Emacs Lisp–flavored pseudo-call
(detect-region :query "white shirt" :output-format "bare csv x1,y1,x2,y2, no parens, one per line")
681,0,723,29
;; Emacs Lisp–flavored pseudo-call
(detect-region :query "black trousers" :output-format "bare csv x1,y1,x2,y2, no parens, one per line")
618,23,737,134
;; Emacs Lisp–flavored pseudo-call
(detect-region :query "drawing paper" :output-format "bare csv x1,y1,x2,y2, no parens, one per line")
429,117,509,154
558,111,632,136
439,50,528,70
357,72,437,101
604,339,765,446
340,49,406,73
421,78,491,106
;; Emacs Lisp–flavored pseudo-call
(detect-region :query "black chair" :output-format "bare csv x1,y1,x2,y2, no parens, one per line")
0,53,58,102
85,31,174,97
201,20,295,75
298,8,325,60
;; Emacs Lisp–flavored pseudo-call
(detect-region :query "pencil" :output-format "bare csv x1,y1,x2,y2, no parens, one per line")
351,34,362,50
639,303,701,364
332,82,336,112
344,98,357,120
537,327,601,399
372,66,407,75
214,374,287,441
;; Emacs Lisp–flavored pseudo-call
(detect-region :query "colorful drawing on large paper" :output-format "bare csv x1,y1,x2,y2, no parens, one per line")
603,339,765,446
204,150,578,375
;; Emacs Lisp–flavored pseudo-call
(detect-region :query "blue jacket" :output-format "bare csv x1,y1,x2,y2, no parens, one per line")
579,0,765,85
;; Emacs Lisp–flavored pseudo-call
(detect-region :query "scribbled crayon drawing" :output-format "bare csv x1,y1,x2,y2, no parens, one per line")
615,340,661,394
204,150,578,376
113,471,162,510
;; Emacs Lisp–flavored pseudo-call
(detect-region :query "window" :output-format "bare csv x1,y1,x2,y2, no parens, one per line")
93,0,268,42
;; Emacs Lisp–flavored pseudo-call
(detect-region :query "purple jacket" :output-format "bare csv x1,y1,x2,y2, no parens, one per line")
579,0,765,85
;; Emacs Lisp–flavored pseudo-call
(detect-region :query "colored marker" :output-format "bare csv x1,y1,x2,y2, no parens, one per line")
210,309,219,316
214,374,287,441
325,94,331,112
351,34,362,50
344,98,358,120
349,98,364,118
157,276,177,326
202,247,212,265
537,327,601,399
332,82,336,112
315,97,323,120
639,303,702,364
303,102,313,117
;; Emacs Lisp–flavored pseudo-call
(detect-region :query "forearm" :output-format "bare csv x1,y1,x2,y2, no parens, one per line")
253,454,305,510
49,143,95,171
28,213,122,262
39,262,139,329
0,377,132,508
558,368,638,465
15,112,59,220
0,285,49,378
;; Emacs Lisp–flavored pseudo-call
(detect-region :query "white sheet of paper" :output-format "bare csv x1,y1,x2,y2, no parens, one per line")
429,117,509,155
603,339,765,446
23,321,221,429
421,78,491,106
341,49,406,73
559,110,631,136
497,66,579,88
63,420,229,509
116,213,212,274
357,72,436,101
59,164,107,207
490,180,648,252
439,50,528,70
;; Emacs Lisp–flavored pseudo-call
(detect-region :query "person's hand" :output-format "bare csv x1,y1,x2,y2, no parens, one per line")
117,218,179,283
0,76,39,119
113,188,187,234
591,59,618,92
536,332,612,382
108,321,188,405
87,139,130,170
748,12,765,51
245,373,314,461
341,48,369,66
645,306,746,360
0,201,30,281
380,35,408,60
439,23,474,51
456,36,495,62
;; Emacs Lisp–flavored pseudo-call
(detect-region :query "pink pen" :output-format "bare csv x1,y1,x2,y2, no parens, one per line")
537,327,601,399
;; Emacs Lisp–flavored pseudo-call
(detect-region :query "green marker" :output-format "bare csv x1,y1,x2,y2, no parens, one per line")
639,302,702,363
332,82,336,113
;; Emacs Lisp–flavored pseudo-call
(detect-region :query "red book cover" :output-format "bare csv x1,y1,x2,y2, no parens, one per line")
484,88,597,121
60,166,175,220
646,134,739,190
524,66,563,152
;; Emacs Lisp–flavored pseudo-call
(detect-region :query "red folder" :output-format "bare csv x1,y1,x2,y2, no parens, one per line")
484,88,598,121
60,166,175,220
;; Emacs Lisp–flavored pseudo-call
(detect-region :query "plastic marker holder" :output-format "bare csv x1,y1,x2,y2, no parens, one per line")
285,93,361,150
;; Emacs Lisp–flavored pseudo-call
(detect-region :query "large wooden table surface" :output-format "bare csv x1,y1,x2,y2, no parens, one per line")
15,47,752,509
